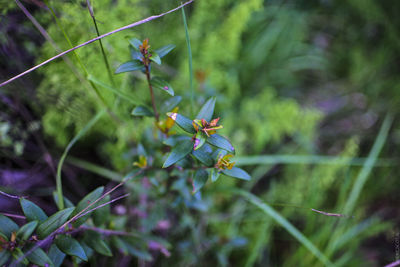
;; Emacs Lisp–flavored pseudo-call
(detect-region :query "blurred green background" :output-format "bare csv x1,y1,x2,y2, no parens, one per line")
1,0,399,266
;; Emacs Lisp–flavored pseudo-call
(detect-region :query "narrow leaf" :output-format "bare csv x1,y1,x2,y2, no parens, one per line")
150,51,161,65
25,244,54,267
192,169,208,194
37,207,74,239
207,134,235,154
0,250,10,266
151,77,174,96
166,112,196,134
222,167,251,181
192,146,214,166
93,195,111,226
55,235,88,261
161,96,182,113
163,139,193,168
48,244,66,267
115,60,143,74
84,231,112,256
20,198,48,223
163,135,191,147
71,187,104,227
196,97,216,122
209,168,221,182
131,106,154,117
128,38,142,50
16,221,38,241
130,46,142,61
0,214,18,238
193,131,206,150
155,44,175,58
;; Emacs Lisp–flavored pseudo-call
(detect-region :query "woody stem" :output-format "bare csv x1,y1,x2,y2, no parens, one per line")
145,65,159,122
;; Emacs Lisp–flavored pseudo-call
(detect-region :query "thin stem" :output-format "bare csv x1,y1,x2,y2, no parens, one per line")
145,65,159,122
0,0,195,88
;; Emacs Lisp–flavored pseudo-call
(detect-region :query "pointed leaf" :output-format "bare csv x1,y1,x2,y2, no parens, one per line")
115,60,143,74
207,134,235,154
130,46,142,61
222,167,251,180
37,208,74,239
161,96,182,113
0,214,18,238
71,187,104,227
93,195,111,227
155,44,175,58
48,244,66,267
55,235,87,261
150,52,161,65
16,221,38,241
0,250,10,266
52,192,74,208
163,135,191,147
131,106,154,117
209,168,221,182
192,146,214,166
192,169,208,194
20,198,48,223
196,97,216,122
166,112,196,134
84,231,112,256
25,244,54,267
151,77,174,96
163,139,193,168
11,247,28,265
193,131,206,150
128,38,142,50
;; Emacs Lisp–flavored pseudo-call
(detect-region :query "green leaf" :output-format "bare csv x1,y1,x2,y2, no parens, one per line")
37,207,74,239
93,195,110,227
20,198,48,223
193,131,206,150
163,135,191,147
0,214,18,238
222,167,251,181
163,139,193,168
196,97,216,122
118,237,152,261
84,231,112,256
149,51,161,65
25,244,54,267
155,44,175,58
209,168,221,182
0,250,10,266
130,46,142,61
151,77,174,96
71,187,104,227
12,247,28,265
16,221,38,241
192,146,214,166
55,235,88,261
115,60,143,74
192,169,208,194
128,38,142,50
160,96,182,113
52,192,74,209
207,134,235,154
48,244,66,267
166,112,196,134
131,106,154,117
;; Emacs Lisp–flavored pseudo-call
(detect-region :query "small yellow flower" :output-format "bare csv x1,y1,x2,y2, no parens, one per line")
192,117,223,137
215,154,235,171
133,155,147,168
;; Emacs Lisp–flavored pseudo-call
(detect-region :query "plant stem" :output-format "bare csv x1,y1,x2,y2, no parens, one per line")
145,65,159,122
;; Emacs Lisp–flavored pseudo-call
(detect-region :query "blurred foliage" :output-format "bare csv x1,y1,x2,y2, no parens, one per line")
0,0,399,266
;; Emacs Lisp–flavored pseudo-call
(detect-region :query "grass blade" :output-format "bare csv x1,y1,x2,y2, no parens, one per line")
181,4,194,117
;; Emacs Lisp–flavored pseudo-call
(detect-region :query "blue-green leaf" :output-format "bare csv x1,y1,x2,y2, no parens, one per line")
163,139,193,168
150,52,161,65
130,46,142,61
222,167,251,180
16,221,38,241
0,250,10,266
48,244,66,267
207,134,235,154
193,169,208,193
25,244,54,267
192,146,214,166
194,131,206,150
166,112,196,134
84,231,112,256
93,195,110,227
20,198,48,223
71,187,104,227
151,77,174,96
115,60,143,74
55,235,87,261
128,38,142,50
155,44,175,58
37,208,74,239
196,97,216,122
163,135,191,147
131,106,154,117
209,168,221,182
0,214,18,238
161,96,182,113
